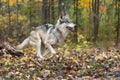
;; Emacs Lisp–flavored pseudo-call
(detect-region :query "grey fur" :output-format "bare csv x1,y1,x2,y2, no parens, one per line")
16,15,76,59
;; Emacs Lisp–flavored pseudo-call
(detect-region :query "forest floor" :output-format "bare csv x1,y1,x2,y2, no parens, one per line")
0,42,120,80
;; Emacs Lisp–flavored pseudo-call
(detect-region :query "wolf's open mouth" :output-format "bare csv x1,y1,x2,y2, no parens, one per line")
66,26,74,32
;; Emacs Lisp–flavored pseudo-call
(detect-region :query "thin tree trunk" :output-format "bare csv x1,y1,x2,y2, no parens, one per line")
58,0,64,16
0,0,2,39
75,0,78,43
8,0,11,27
29,0,32,26
115,0,120,47
73,0,78,43
7,0,12,38
51,0,55,24
58,0,61,16
41,0,48,24
96,0,99,39
16,0,18,28
16,0,19,39
88,0,92,40
48,0,51,23
93,0,97,40
0,0,1,13
38,0,41,25
92,0,99,41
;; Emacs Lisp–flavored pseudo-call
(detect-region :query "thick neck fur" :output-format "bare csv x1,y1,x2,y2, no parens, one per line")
54,23,70,41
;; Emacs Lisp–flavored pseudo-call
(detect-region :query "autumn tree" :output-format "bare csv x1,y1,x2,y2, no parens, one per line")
51,0,55,24
115,0,120,47
92,0,100,41
7,0,12,38
41,0,48,24
74,0,78,43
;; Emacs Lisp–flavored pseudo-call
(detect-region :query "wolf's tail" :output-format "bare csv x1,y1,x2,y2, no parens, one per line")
16,37,29,50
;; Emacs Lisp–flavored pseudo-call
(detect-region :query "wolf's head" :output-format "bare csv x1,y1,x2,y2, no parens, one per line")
56,15,76,32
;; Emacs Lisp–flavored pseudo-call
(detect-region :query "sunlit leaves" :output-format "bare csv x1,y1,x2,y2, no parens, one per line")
1,0,42,6
35,0,42,2
106,0,113,5
9,0,16,6
2,0,7,2
78,0,92,9
24,0,29,3
99,6,107,13
1,0,29,6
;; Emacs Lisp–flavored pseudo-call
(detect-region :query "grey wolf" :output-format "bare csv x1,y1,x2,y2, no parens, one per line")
16,14,76,59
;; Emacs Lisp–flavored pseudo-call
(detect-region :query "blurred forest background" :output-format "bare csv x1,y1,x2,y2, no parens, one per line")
0,0,120,47
0,0,120,79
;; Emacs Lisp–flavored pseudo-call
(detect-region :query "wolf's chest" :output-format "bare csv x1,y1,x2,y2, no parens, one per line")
46,32,64,46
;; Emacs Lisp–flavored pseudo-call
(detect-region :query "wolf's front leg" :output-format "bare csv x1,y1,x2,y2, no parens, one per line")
36,39,44,59
45,43,56,58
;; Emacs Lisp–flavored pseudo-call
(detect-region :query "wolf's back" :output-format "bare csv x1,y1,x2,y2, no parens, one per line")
35,24,54,32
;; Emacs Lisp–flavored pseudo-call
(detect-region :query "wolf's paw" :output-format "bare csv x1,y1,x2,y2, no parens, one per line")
37,54,45,59
52,51,56,55
49,53,55,59
34,57,43,66
39,56,45,59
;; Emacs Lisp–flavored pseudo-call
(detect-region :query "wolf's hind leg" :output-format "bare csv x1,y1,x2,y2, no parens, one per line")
16,37,29,50
42,49,50,57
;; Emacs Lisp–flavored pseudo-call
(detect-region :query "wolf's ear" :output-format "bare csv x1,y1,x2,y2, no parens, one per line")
66,14,69,17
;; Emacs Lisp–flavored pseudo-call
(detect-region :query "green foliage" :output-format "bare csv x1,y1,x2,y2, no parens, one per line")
0,0,120,79
0,0,119,47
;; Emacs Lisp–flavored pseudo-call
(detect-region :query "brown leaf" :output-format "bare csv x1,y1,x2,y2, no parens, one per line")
70,69,76,75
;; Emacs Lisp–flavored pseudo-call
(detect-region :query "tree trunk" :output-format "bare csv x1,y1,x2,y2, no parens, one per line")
16,0,18,26
29,0,32,26
75,0,78,43
48,0,51,23
73,0,78,43
58,0,64,16
8,0,11,27
0,0,1,13
51,0,55,24
7,0,12,38
58,0,61,16
88,0,92,40
92,0,99,41
41,0,48,24
15,0,19,39
115,0,120,47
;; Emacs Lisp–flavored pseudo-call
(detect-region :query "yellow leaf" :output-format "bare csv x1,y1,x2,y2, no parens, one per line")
73,59,79,64
40,69,51,75
24,0,29,3
35,0,42,2
64,50,70,57
9,0,16,6
29,63,35,67
15,71,20,75
106,0,113,5
95,53,104,60
29,57,34,61
3,0,7,2
18,0,21,3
